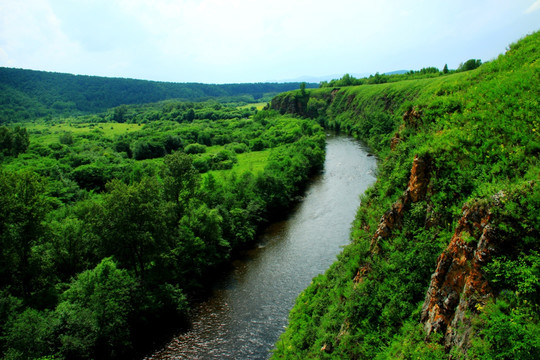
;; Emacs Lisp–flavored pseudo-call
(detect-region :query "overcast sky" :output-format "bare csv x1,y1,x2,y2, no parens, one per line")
1,0,539,84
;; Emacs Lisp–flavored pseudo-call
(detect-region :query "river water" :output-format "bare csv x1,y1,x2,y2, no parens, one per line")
146,133,377,359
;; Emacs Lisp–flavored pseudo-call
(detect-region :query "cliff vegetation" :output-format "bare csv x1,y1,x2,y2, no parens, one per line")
272,31,539,359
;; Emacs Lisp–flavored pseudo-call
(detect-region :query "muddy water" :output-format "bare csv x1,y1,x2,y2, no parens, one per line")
146,133,377,359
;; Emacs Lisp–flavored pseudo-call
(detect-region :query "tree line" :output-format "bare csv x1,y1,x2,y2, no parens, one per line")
319,58,482,87
0,67,316,123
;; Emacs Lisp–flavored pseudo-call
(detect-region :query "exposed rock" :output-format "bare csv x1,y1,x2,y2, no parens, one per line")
370,154,431,252
390,132,401,150
407,155,431,202
420,196,503,354
353,263,371,285
330,88,340,101
270,93,300,115
403,107,422,128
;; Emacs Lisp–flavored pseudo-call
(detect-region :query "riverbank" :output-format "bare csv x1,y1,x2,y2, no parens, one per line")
145,133,377,359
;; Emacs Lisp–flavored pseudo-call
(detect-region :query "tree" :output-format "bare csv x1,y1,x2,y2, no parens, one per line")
59,131,74,145
458,59,482,72
184,108,195,122
443,64,449,74
100,178,172,280
55,258,137,359
0,126,29,157
112,105,127,123
162,151,199,214
0,171,51,298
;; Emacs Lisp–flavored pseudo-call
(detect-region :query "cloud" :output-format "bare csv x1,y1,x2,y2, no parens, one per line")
0,0,81,70
526,0,540,13
1,0,538,83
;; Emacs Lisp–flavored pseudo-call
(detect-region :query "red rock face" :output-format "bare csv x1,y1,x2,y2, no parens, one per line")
370,154,431,252
421,199,500,352
403,107,422,128
390,132,401,150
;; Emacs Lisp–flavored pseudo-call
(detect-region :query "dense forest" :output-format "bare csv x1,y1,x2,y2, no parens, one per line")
0,97,325,358
271,31,539,358
0,67,316,122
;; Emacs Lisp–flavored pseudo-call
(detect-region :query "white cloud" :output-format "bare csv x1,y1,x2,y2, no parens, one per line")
0,0,79,70
1,0,538,83
526,0,540,13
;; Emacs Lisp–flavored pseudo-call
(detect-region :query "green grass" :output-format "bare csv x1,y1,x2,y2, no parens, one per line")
234,149,270,173
237,102,267,111
207,149,270,179
25,122,142,145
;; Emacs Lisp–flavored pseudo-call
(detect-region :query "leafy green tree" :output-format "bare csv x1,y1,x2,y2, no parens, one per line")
443,63,449,74
184,108,195,122
3,308,55,360
179,202,228,272
55,257,137,359
0,171,51,299
100,178,172,280
0,126,29,157
112,105,127,123
162,151,199,215
132,139,166,160
184,143,207,154
458,58,482,72
59,131,74,145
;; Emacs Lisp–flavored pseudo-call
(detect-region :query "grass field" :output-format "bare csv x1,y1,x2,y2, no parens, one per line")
237,102,267,111
207,149,270,179
25,122,142,145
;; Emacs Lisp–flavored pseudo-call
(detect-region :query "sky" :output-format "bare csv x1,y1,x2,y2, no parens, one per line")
1,0,539,84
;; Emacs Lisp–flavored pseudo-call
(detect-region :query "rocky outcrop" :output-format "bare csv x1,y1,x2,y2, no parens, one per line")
390,132,401,150
403,107,422,128
420,194,504,354
370,154,431,252
270,91,310,116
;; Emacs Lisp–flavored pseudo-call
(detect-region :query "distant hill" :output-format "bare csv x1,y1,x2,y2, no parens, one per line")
0,67,316,123
383,69,408,75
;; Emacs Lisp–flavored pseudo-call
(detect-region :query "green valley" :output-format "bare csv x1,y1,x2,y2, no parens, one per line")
0,97,325,359
0,27,538,360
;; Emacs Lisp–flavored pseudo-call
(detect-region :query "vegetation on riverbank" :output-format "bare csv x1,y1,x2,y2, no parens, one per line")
0,99,325,359
1,27,538,360
272,31,539,359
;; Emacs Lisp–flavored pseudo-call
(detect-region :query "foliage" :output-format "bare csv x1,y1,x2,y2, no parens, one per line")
457,58,482,72
0,98,325,358
467,291,539,359
0,126,29,157
272,31,539,358
0,67,316,122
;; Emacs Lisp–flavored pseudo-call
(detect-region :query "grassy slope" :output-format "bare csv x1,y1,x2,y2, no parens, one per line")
272,31,539,359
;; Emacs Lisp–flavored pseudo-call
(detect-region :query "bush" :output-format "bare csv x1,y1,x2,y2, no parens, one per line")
184,143,207,154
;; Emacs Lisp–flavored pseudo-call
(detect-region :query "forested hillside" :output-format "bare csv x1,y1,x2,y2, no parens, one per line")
0,99,325,359
0,67,315,122
272,31,539,359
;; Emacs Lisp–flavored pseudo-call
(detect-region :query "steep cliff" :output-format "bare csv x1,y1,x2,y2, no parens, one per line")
272,31,539,359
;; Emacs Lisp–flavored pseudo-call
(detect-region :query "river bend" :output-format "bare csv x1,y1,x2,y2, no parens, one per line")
146,133,377,359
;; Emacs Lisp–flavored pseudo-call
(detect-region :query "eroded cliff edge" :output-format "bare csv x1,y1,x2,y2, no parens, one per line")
271,31,539,359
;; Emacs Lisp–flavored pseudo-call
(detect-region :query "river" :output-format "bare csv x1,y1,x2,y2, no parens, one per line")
145,133,377,359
